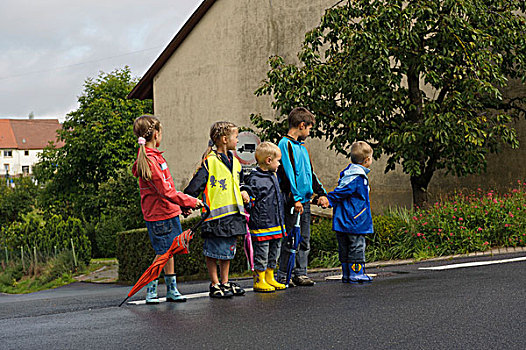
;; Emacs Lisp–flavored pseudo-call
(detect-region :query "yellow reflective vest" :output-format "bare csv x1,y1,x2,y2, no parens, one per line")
203,152,245,221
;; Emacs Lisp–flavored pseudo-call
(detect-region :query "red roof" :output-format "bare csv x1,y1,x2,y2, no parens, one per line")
0,119,63,150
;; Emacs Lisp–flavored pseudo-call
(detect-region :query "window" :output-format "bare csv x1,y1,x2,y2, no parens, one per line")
4,164,9,173
4,150,12,157
22,166,30,175
24,150,29,156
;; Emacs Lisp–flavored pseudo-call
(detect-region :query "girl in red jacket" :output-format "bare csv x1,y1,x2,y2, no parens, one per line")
132,115,202,304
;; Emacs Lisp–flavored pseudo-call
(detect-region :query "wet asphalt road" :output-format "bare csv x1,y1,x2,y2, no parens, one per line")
1,253,525,350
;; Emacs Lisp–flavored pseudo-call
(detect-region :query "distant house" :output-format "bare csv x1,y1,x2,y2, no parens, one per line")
0,119,63,177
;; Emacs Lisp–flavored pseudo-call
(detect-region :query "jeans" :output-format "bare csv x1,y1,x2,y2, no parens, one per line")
145,216,183,255
336,233,366,263
252,239,282,271
277,202,311,278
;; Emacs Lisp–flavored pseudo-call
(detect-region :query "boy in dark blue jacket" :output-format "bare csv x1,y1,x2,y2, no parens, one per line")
327,141,374,283
243,142,287,292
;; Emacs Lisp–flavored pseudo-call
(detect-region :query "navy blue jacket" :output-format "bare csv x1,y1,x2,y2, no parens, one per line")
327,164,374,234
242,168,286,241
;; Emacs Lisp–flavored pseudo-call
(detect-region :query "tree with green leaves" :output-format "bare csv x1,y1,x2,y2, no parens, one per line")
251,0,526,207
35,67,152,220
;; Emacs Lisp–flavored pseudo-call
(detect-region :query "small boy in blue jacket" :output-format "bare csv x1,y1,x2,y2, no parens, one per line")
327,141,374,283
243,142,287,292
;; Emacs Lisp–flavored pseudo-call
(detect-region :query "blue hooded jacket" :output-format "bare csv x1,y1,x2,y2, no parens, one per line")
327,164,373,234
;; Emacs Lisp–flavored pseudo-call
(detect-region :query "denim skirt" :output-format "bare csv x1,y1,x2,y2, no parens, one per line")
145,216,183,255
203,236,237,260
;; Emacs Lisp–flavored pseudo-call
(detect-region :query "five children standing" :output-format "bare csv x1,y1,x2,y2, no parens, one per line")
133,109,374,302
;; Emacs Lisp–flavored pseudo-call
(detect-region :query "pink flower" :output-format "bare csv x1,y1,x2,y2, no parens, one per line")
438,229,442,232
412,216,418,221
417,233,422,237
474,206,478,209
483,241,489,246
450,233,454,236
452,215,456,219
509,213,514,218
459,217,463,221
422,222,428,226
505,224,510,227
493,199,498,204
477,227,483,232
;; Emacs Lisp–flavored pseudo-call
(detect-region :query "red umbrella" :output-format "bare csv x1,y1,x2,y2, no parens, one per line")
119,204,210,307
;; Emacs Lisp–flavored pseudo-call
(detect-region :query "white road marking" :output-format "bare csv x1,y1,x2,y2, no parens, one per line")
325,274,377,281
418,256,526,271
127,288,254,305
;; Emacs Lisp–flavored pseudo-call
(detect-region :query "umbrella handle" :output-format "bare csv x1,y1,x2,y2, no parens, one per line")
291,206,301,227
190,203,210,232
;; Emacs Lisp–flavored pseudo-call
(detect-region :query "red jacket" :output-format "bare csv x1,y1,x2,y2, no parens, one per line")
132,147,197,222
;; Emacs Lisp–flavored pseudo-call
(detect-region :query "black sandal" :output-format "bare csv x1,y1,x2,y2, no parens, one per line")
209,283,233,298
221,282,246,296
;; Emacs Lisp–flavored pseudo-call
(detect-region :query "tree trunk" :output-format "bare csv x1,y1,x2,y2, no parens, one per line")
410,174,433,209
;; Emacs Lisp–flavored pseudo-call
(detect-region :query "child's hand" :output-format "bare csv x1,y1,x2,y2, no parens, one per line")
194,199,204,209
294,201,304,214
241,190,250,204
317,196,330,208
182,208,192,217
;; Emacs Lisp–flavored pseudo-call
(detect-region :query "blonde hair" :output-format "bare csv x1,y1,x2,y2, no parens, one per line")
200,121,238,164
133,115,161,181
350,141,373,164
255,142,281,165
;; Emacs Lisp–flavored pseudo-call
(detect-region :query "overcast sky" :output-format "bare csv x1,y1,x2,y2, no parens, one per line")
0,0,202,121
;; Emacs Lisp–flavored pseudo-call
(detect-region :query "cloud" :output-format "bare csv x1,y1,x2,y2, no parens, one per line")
0,0,202,120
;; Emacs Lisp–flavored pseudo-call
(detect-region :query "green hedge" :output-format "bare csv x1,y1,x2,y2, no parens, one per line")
116,217,249,284
117,214,409,282
0,213,91,265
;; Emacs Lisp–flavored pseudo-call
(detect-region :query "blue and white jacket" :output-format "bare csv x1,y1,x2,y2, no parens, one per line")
242,168,286,241
327,163,373,234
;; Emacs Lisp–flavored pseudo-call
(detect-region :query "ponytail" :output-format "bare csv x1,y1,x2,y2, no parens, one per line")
133,115,161,181
136,143,153,181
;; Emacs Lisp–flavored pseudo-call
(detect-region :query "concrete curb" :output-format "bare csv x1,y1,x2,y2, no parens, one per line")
78,246,526,283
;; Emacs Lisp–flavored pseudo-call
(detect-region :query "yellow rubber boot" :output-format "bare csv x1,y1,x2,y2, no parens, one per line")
253,270,275,293
265,268,286,290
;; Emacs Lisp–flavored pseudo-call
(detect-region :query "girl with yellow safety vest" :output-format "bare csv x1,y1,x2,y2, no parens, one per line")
184,121,250,298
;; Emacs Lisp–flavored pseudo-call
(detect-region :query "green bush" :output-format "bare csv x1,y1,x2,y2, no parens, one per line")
80,168,143,258
0,177,39,228
0,212,91,265
116,217,249,284
400,182,526,259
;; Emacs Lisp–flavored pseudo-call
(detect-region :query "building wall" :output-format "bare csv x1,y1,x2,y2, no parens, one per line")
0,149,41,176
153,0,525,213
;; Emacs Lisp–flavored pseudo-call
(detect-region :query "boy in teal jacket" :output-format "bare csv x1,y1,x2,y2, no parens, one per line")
276,107,329,286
